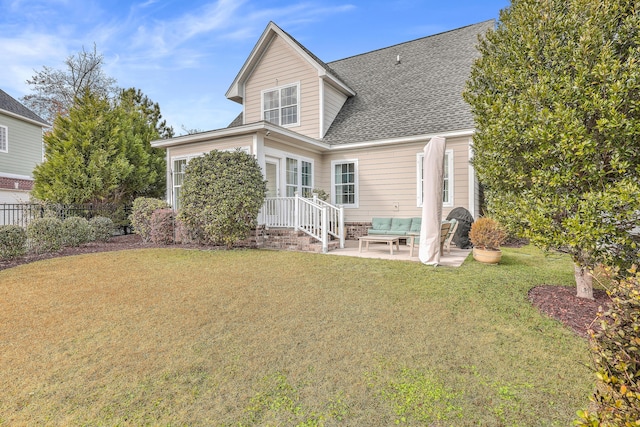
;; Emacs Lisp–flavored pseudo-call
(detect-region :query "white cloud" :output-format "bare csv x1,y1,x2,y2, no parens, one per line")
130,0,244,57
0,33,69,94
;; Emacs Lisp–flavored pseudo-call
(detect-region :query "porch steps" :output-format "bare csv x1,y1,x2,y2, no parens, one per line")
261,228,339,253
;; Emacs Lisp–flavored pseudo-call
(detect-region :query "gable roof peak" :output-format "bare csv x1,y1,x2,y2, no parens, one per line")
225,21,355,104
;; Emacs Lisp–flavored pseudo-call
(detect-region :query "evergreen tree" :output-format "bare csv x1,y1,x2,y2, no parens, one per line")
464,0,640,298
33,89,169,204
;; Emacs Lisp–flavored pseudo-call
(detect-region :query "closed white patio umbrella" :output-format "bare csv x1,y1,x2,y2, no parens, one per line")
418,136,446,265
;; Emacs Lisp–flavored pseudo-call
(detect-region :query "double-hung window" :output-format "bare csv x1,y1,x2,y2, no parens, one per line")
172,158,188,211
0,125,7,153
417,150,454,207
262,83,299,127
332,160,358,208
172,154,207,210
285,157,313,197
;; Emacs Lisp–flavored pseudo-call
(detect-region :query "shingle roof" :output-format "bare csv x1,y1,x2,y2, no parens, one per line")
322,20,494,144
0,89,48,126
228,112,243,128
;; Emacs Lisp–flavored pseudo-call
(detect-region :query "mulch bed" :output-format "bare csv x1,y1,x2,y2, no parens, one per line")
528,286,610,338
1,234,610,339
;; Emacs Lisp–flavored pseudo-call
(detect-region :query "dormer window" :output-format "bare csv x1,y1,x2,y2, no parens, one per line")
262,83,299,127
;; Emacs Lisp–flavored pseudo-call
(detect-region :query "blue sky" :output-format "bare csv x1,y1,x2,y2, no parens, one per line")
1,0,509,134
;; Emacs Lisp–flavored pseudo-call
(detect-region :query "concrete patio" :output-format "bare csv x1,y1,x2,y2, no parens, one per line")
326,239,471,267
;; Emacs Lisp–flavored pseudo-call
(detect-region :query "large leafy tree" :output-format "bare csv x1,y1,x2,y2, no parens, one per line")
21,45,118,124
33,89,170,204
464,0,640,298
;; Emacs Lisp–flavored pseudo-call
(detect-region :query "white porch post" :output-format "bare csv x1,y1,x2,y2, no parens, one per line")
294,191,300,231
338,205,345,249
254,133,267,225
321,205,328,253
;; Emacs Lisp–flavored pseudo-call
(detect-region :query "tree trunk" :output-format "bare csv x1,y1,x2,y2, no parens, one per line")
574,263,594,300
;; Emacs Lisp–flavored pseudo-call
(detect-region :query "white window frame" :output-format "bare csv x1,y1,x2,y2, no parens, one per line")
0,125,7,153
171,154,204,210
261,82,300,127
284,156,314,198
331,159,359,208
416,149,454,207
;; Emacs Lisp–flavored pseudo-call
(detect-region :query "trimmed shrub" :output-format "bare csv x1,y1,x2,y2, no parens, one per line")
576,269,640,426
61,216,91,247
130,197,170,243
150,208,175,245
178,150,266,248
27,217,63,254
89,216,115,242
0,225,27,259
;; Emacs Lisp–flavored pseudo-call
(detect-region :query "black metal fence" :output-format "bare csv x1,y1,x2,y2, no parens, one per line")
0,203,132,233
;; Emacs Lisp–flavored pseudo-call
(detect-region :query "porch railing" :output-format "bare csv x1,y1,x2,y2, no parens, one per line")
261,193,344,253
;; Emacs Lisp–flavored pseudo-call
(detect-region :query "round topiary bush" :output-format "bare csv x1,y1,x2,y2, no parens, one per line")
89,216,115,242
178,149,266,248
61,216,91,247
27,217,63,254
130,197,170,243
0,225,28,259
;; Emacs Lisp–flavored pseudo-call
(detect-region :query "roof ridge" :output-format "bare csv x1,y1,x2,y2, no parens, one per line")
328,19,494,65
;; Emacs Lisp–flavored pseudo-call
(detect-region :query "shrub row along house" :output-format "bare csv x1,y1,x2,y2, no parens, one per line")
0,89,48,204
152,20,493,250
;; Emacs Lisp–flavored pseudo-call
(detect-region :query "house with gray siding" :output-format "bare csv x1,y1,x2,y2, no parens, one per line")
152,20,492,251
0,89,49,203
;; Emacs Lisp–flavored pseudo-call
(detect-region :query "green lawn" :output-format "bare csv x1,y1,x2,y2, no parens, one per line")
0,246,593,426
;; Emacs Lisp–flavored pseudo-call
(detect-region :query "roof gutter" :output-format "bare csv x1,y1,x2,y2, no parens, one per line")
150,121,331,151
326,128,475,151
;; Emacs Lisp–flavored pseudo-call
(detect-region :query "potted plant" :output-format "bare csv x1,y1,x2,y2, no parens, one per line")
469,217,507,264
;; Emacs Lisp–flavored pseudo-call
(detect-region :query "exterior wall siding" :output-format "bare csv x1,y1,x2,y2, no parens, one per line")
0,113,42,177
324,136,473,223
168,135,255,158
322,82,348,137
244,36,321,139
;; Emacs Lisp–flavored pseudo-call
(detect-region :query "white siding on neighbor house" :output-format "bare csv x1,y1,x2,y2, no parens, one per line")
323,136,473,223
0,188,30,205
244,35,321,139
322,82,348,137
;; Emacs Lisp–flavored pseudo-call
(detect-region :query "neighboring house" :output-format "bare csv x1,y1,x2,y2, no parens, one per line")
0,89,49,204
152,20,493,248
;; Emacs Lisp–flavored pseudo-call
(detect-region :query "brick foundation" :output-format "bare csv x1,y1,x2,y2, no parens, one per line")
0,177,33,191
345,222,372,240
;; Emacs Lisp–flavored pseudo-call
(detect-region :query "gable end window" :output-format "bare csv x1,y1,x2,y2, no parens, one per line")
262,83,299,127
417,150,454,207
0,125,7,153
